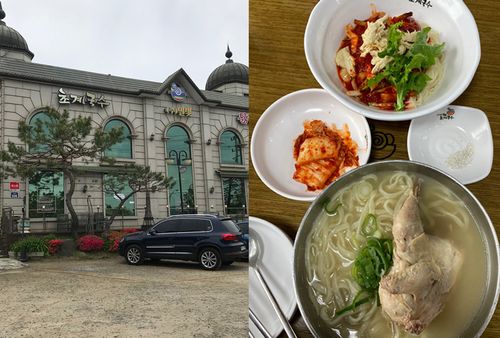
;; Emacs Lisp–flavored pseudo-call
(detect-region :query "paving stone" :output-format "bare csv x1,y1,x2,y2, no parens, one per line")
0,258,27,271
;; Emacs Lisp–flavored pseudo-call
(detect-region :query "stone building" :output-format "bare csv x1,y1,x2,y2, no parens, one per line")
0,3,249,232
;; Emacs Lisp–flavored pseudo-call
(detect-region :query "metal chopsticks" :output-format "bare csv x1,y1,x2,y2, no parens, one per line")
252,267,298,338
249,307,272,338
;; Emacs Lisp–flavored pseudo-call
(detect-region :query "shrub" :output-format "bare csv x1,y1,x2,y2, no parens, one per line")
42,234,57,245
48,239,64,255
103,229,138,253
108,239,119,252
77,235,104,252
123,228,140,234
10,237,49,255
107,231,125,242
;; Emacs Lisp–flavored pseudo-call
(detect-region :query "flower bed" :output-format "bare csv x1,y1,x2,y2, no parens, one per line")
103,228,140,252
77,235,104,252
10,236,49,256
48,239,64,255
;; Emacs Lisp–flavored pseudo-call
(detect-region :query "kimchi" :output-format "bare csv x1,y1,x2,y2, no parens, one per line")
293,120,359,191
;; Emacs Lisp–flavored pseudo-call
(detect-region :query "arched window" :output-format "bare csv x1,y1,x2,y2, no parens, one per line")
28,112,65,218
219,130,243,165
104,119,132,158
29,111,51,153
166,126,194,215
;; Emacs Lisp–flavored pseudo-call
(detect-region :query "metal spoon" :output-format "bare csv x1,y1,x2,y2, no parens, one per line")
249,236,297,338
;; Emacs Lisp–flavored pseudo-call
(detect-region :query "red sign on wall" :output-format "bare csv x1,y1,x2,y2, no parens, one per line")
9,182,20,191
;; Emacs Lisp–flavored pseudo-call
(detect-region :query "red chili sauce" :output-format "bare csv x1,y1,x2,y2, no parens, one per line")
337,12,421,110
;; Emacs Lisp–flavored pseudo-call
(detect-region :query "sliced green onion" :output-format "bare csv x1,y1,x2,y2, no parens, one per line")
361,214,377,236
336,290,372,317
324,200,342,216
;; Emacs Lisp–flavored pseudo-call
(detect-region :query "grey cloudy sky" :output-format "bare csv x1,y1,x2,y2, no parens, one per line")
1,0,248,89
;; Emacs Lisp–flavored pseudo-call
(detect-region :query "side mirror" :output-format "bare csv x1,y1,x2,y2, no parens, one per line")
149,229,157,235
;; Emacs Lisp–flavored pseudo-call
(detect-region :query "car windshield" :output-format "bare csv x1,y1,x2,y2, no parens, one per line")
221,219,241,233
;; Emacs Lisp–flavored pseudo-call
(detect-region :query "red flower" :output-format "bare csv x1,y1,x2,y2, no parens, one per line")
48,239,64,255
77,235,104,252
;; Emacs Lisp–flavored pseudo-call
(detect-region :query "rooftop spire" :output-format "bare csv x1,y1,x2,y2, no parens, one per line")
225,44,234,64
0,2,6,23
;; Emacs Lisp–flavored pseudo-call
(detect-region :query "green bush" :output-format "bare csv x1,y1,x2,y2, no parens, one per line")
41,234,57,245
10,237,49,255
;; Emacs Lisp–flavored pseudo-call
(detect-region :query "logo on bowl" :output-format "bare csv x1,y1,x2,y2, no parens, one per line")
437,108,455,120
408,0,433,8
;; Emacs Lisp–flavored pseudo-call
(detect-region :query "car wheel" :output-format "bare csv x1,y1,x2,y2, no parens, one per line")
125,244,144,265
199,248,222,270
222,261,234,266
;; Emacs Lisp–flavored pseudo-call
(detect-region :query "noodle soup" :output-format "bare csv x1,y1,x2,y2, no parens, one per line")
305,171,487,337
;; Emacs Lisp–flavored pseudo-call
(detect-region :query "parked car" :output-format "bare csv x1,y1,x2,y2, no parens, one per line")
237,220,249,260
118,214,247,270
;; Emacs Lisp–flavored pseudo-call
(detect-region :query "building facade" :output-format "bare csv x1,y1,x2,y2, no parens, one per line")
0,4,249,232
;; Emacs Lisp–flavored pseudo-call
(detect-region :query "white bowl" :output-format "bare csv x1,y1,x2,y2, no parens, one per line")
304,0,480,121
407,105,493,185
251,88,371,201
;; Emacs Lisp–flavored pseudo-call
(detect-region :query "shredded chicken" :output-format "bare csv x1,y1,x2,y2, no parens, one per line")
378,182,463,335
335,47,356,78
399,31,418,54
360,15,388,57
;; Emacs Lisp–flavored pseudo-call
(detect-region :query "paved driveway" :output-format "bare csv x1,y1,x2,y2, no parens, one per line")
0,256,248,338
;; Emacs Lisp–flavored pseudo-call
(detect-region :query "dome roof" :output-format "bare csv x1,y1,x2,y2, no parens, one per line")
0,3,34,59
205,46,248,91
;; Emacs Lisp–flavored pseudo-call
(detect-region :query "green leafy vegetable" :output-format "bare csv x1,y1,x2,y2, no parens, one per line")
366,24,445,111
361,214,378,236
378,22,403,58
336,237,393,317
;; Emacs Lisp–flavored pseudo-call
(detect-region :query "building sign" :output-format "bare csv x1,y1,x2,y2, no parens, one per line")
170,83,187,102
58,88,110,108
9,182,20,191
164,106,193,117
237,112,249,125
37,195,55,213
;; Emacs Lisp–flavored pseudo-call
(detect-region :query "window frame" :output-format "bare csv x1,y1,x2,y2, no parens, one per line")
28,171,65,219
103,119,133,159
219,129,243,165
222,177,247,215
103,174,136,217
28,111,52,153
165,124,195,215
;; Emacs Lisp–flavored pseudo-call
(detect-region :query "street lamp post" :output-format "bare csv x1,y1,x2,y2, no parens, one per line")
121,205,124,230
42,205,46,230
166,150,192,214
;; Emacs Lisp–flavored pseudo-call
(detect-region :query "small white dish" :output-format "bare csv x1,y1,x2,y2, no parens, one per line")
249,217,296,338
304,0,481,121
251,88,371,202
407,105,493,184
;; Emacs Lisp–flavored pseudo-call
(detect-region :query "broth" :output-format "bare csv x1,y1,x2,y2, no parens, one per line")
305,171,487,337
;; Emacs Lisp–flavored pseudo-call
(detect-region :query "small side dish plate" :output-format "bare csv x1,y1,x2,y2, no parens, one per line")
407,105,493,185
249,217,296,338
251,88,371,201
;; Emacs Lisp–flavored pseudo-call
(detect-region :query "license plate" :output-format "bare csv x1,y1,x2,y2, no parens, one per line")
241,246,246,251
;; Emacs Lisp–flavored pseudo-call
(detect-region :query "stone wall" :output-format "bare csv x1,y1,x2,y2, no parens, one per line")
0,76,248,232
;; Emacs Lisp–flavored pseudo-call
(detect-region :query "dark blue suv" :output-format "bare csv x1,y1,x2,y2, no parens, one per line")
118,214,247,270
